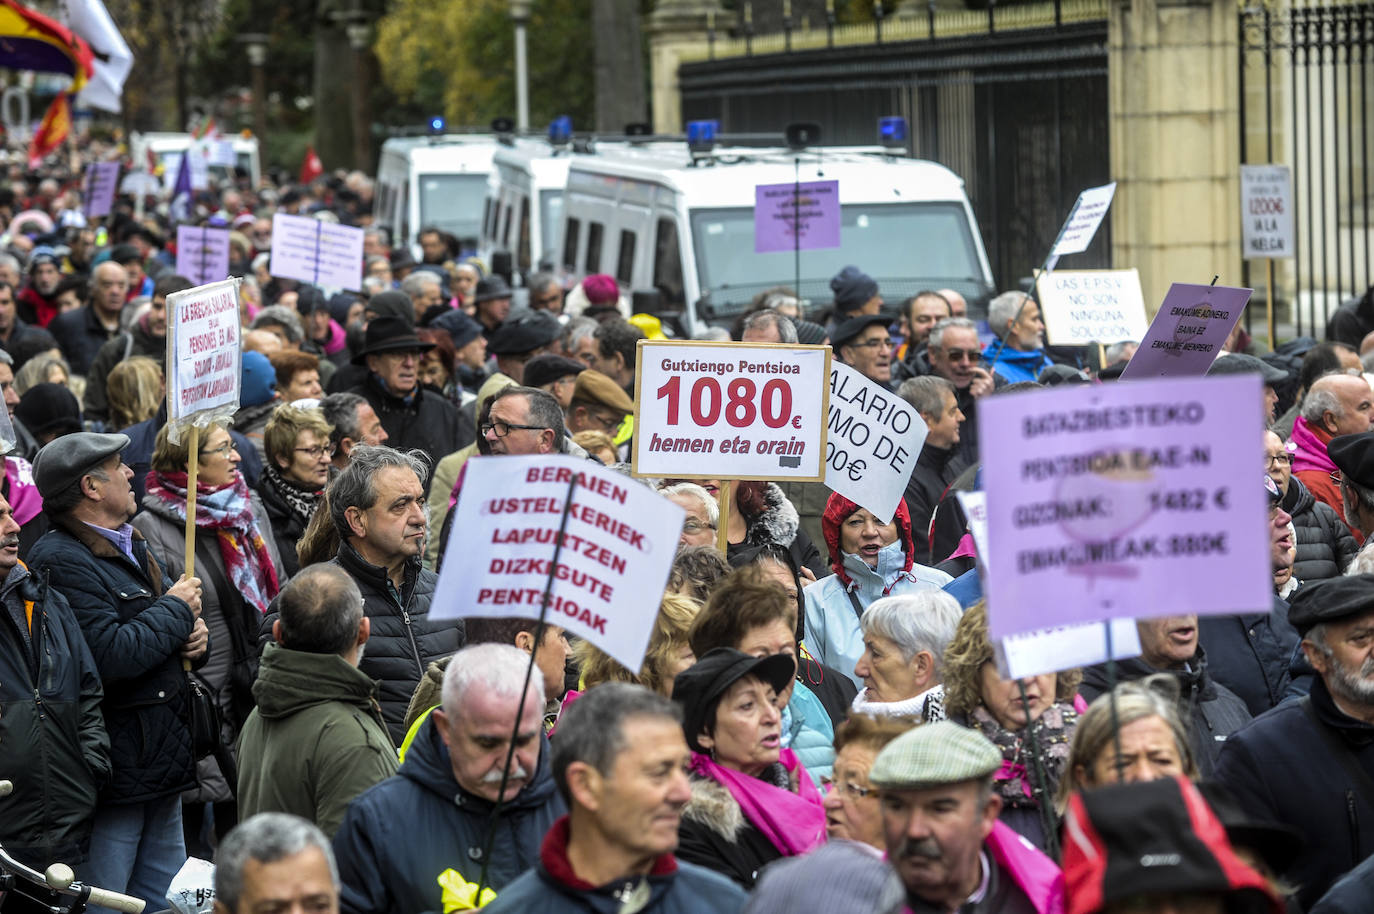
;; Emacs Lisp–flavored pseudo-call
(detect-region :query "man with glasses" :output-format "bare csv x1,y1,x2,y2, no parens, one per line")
566,370,634,444
482,386,565,458
927,317,999,464
348,316,464,487
982,290,1053,384
527,272,564,315
832,313,896,390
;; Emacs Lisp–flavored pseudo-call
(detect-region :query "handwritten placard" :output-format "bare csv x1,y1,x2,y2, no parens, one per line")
1036,269,1148,346
175,226,231,287
82,161,119,219
754,180,841,253
269,213,365,290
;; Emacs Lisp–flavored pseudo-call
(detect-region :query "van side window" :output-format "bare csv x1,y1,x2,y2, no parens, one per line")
586,222,604,273
653,218,685,307
616,230,636,285
500,202,513,250
517,197,532,273
399,184,410,251
482,198,493,240
563,219,581,272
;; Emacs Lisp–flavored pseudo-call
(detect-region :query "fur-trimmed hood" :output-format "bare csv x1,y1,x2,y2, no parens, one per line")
741,482,801,550
682,776,746,843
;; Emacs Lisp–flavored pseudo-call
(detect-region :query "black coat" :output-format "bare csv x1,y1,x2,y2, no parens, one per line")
1214,677,1374,911
28,515,199,803
48,305,118,376
0,563,109,867
1079,649,1252,778
83,322,166,424
1311,853,1374,914
677,776,784,889
253,470,316,579
1198,597,1301,717
350,375,468,488
904,441,965,539
1325,285,1374,348
1283,476,1357,583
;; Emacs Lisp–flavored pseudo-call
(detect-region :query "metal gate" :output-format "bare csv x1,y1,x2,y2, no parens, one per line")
1239,0,1374,338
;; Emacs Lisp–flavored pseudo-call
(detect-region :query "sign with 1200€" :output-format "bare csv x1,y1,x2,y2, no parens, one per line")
632,340,831,481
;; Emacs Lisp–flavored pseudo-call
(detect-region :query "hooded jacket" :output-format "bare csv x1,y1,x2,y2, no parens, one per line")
983,340,1053,384
333,714,566,914
723,482,825,579
1079,649,1252,777
482,817,747,914
1289,416,1352,533
1282,475,1357,582
236,642,398,837
802,495,952,688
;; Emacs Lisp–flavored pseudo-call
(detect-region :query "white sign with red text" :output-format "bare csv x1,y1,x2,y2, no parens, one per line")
166,279,242,434
632,340,831,481
431,455,685,671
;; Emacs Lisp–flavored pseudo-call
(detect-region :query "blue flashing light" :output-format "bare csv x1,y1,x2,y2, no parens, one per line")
878,116,908,148
428,116,446,133
687,119,719,154
548,116,573,145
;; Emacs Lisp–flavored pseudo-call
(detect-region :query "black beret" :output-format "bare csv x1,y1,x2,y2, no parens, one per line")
1328,433,1374,490
831,313,894,350
523,354,584,390
486,309,561,356
1205,352,1288,384
1287,573,1374,635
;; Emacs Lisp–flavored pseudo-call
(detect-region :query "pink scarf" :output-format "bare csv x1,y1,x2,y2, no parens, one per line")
690,748,826,857
1290,415,1337,475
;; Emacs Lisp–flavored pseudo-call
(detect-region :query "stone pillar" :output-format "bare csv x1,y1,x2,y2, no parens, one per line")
647,0,727,135
1109,0,1241,311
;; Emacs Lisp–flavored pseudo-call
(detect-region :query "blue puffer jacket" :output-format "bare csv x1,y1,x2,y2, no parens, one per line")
783,682,834,782
333,714,566,914
983,340,1054,384
27,515,198,804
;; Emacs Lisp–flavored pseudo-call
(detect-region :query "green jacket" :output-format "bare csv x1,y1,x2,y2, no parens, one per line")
237,642,399,837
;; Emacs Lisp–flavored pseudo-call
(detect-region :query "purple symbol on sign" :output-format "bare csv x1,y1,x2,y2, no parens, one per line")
1053,445,1158,585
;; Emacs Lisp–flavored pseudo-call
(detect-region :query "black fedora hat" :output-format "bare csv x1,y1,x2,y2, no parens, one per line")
352,315,436,365
473,275,514,303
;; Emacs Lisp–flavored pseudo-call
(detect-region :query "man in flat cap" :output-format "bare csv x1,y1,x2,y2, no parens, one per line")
869,720,1063,914
26,432,206,912
1214,573,1374,910
566,369,634,440
833,313,896,390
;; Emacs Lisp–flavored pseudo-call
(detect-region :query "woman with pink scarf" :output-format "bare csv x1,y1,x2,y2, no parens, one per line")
672,648,827,889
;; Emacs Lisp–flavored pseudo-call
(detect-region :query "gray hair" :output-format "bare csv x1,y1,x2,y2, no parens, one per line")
214,813,337,913
987,291,1031,337
551,682,681,806
276,564,364,655
859,591,962,671
441,642,545,717
326,445,430,542
528,271,559,296
491,386,565,451
320,392,368,450
1105,340,1137,363
693,326,733,342
1341,477,1374,531
362,276,389,297
252,305,304,345
659,482,718,528
400,271,439,298
562,315,598,352
0,347,14,367
251,252,270,273
928,317,978,352
741,309,798,344
1346,543,1374,576
0,253,20,275
1301,387,1344,424
896,376,955,420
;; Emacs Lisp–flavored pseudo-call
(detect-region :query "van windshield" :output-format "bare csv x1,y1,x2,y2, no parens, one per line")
419,173,488,248
689,201,989,318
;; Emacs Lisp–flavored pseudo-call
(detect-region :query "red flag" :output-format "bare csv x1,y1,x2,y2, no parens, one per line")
299,145,323,184
27,92,71,168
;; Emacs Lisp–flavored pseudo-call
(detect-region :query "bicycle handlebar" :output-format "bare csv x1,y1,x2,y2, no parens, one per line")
0,817,147,914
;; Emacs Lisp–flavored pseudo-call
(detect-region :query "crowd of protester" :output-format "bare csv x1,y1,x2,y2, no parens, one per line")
0,155,1371,914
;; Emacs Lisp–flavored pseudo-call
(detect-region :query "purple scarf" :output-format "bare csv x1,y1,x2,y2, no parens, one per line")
1290,415,1337,475
690,747,826,856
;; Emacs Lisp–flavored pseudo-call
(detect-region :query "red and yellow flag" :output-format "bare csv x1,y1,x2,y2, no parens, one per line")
27,92,71,167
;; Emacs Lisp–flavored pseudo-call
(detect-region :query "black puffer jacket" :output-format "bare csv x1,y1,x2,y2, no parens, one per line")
28,515,199,804
261,542,464,743
350,375,469,487
1283,475,1357,582
904,441,965,539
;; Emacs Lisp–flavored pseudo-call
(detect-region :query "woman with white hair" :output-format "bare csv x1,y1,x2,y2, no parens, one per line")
850,591,963,722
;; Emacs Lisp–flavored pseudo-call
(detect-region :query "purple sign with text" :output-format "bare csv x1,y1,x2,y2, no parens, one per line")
1119,283,1253,380
754,180,841,253
83,161,120,219
176,226,231,287
979,374,1271,639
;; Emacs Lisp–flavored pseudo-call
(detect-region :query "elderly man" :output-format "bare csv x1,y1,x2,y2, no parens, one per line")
48,260,128,376
320,392,389,471
1292,373,1374,530
482,385,569,458
473,276,513,333
27,432,205,912
740,309,798,344
84,274,193,426
660,482,718,550
401,271,444,324
927,317,997,463
832,313,894,389
869,720,1063,914
238,565,398,837
1215,575,1374,910
983,291,1053,384
527,271,564,314
214,814,342,914
523,353,584,411
483,683,746,913
333,643,565,914
898,376,966,531
17,249,62,326
566,369,634,439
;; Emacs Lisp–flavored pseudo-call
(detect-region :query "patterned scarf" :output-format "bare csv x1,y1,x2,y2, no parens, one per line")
144,470,281,615
969,702,1077,809
261,462,323,528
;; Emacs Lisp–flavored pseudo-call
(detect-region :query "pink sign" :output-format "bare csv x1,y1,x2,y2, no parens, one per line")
1119,283,1253,380
979,375,1271,639
83,161,120,219
175,226,231,286
754,180,840,253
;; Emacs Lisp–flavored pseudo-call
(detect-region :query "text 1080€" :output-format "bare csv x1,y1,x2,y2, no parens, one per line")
657,376,800,429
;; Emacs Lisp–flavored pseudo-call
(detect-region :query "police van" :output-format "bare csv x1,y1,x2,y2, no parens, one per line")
558,129,995,337
375,134,499,259
477,138,572,279
130,132,262,190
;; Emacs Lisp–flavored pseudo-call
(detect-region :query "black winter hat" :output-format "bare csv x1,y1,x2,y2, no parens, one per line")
671,647,795,754
1328,431,1374,490
1286,572,1374,635
830,265,878,313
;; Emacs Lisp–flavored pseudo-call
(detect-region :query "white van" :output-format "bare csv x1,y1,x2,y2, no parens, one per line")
130,131,261,190
477,139,571,280
559,143,996,336
375,135,499,259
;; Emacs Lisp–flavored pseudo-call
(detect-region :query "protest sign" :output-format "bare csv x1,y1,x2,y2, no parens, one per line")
269,213,365,289
176,225,231,287
754,180,840,253
1036,269,1147,347
1241,165,1294,259
431,455,685,671
1046,182,1116,271
166,279,242,436
206,139,237,167
978,374,1270,640
1119,283,1252,380
633,341,830,481
824,362,927,523
82,161,119,219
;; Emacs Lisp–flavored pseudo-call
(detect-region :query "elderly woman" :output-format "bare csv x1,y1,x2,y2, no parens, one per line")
255,403,333,577
943,602,1081,853
803,493,952,688
133,421,283,851
1061,675,1196,802
851,590,963,722
673,647,827,888
822,714,914,852
689,565,838,780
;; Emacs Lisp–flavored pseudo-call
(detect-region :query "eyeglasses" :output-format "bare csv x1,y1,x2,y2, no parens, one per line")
294,444,337,460
1265,453,1292,467
532,293,562,308
589,412,623,432
201,442,239,459
820,777,874,800
850,337,892,350
940,348,981,362
682,520,716,535
481,421,547,438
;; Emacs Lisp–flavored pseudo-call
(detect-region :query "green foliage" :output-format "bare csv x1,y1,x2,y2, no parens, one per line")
189,0,317,133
